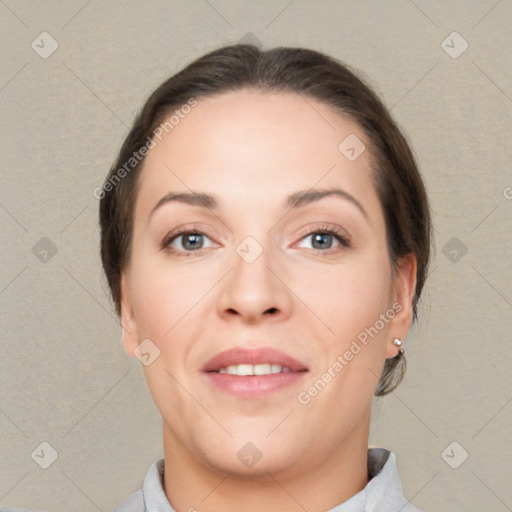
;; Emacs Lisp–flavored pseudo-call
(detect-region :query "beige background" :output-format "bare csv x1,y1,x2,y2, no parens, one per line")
1,1,511,511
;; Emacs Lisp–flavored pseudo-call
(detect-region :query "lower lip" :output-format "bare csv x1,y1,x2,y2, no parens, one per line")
203,371,307,398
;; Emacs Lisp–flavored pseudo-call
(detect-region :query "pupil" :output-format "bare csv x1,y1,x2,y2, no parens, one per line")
183,234,202,250
313,233,332,249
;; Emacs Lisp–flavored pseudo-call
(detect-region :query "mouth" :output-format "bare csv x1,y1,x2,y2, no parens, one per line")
214,363,294,375
202,347,308,397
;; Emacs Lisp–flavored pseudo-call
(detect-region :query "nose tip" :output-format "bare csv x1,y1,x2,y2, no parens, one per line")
217,250,292,324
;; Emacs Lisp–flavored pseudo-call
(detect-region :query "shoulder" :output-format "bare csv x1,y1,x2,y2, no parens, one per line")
1,509,43,512
113,458,168,512
112,489,144,512
1,491,145,512
400,504,422,512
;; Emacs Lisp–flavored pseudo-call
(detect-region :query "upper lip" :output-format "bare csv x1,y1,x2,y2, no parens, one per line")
202,347,308,373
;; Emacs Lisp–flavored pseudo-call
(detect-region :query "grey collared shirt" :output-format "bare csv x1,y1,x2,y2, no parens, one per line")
113,448,422,512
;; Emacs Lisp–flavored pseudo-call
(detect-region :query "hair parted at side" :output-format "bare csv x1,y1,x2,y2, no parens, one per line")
99,44,432,396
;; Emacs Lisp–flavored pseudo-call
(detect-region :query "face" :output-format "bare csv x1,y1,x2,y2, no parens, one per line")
121,90,415,479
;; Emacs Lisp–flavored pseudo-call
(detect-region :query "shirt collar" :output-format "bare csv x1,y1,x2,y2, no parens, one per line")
141,448,419,512
328,448,419,511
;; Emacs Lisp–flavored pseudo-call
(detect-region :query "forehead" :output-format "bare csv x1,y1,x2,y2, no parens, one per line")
135,89,379,218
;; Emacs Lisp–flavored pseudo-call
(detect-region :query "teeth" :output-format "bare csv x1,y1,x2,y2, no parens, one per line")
255,364,271,375
218,364,291,375
233,364,253,376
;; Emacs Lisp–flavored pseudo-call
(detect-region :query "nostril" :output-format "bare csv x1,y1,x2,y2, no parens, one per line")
265,307,278,315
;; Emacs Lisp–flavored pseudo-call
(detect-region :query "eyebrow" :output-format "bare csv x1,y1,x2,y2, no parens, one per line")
285,188,367,218
150,187,367,219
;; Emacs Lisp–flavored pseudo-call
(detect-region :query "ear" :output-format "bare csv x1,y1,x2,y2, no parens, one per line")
120,271,140,358
386,254,417,358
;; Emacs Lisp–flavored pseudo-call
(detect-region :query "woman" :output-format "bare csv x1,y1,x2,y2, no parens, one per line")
100,44,431,511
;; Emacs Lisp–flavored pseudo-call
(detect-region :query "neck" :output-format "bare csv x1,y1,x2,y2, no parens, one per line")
162,419,371,512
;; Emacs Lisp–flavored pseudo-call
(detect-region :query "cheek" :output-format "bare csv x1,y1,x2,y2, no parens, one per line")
127,258,207,408
128,252,219,358
130,269,174,338
296,260,393,426
295,256,394,345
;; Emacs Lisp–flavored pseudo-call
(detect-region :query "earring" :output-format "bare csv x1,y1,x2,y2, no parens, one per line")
393,338,404,355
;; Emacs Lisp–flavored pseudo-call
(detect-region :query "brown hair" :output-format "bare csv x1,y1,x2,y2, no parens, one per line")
99,44,431,396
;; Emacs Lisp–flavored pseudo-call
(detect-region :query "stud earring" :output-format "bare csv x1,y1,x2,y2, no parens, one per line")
393,338,404,355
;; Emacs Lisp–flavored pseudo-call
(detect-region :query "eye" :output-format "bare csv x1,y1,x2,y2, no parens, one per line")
296,226,351,252
162,227,216,256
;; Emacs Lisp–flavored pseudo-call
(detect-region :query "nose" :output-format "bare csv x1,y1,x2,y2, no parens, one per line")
216,241,293,325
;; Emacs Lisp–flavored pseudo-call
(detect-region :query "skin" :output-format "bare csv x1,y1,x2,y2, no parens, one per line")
120,89,417,512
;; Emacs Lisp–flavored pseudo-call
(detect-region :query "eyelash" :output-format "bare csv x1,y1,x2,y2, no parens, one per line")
296,224,351,254
161,225,210,257
161,224,351,257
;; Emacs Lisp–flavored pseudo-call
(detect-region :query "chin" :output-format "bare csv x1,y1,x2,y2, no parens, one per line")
192,422,309,478
203,442,302,479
